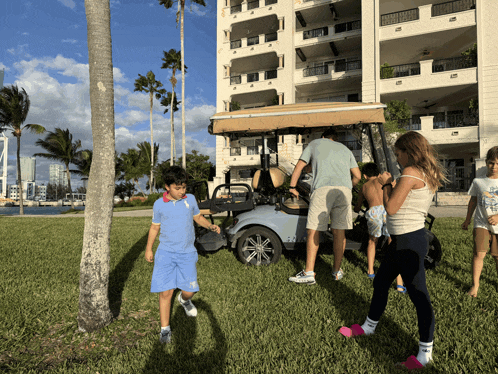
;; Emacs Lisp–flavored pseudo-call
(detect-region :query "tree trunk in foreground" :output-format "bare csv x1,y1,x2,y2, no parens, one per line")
78,0,115,333
181,0,186,170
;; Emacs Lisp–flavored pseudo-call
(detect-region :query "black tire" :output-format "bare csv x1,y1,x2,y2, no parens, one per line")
237,226,282,266
424,230,442,270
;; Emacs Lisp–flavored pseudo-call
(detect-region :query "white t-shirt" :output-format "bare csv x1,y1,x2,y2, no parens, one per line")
468,177,498,233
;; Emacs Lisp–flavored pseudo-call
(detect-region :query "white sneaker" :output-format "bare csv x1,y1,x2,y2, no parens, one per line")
288,270,316,285
332,269,344,280
178,293,197,317
159,329,171,344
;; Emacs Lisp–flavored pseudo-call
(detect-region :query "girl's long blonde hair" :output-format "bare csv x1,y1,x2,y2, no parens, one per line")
394,131,447,192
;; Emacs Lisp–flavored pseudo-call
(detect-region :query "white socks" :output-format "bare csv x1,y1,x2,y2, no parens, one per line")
416,341,433,366
304,270,314,276
161,326,171,332
360,317,378,335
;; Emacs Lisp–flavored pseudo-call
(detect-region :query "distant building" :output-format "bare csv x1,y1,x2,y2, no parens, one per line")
8,181,36,200
18,157,36,183
35,185,47,201
0,69,4,89
49,164,67,188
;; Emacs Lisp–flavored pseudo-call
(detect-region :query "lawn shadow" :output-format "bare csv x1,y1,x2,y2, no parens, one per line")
108,233,149,318
142,298,227,374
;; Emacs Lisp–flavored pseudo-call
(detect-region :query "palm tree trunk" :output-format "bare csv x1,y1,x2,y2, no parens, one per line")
181,0,186,170
134,179,146,197
66,163,74,209
17,136,24,215
170,83,175,167
149,92,154,194
78,0,114,333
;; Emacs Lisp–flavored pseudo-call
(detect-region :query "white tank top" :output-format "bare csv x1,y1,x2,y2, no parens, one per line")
386,175,434,235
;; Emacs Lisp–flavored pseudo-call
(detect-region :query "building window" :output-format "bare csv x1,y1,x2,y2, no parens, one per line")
230,147,241,156
247,146,259,155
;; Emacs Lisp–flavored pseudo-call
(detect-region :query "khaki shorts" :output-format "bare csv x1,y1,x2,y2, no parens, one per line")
306,186,352,231
473,228,498,256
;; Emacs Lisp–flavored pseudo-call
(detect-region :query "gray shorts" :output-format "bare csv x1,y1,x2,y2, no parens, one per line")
306,186,352,231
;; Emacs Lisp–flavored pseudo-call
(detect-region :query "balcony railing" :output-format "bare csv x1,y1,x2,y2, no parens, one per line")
380,63,420,79
401,118,421,131
265,69,277,80
432,55,477,73
247,0,259,10
265,0,277,5
247,72,259,82
335,20,361,33
230,75,242,85
335,60,361,72
231,4,242,14
380,8,419,26
303,27,328,40
247,36,259,46
230,39,242,49
432,0,476,17
265,32,277,42
303,65,328,77
432,113,478,129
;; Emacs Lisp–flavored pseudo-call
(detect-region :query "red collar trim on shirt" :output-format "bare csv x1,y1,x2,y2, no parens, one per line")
163,191,187,203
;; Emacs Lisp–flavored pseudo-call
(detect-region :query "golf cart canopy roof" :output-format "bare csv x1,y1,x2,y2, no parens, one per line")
210,102,386,134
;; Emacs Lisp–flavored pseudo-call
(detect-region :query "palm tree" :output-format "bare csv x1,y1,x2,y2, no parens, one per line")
70,149,92,193
161,49,186,166
159,91,180,165
0,85,45,215
158,0,206,169
117,148,147,197
134,71,166,192
34,128,83,210
79,0,115,332
137,141,159,192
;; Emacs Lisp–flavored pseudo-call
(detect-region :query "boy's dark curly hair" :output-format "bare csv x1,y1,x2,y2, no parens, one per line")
486,146,498,162
163,166,188,187
362,162,379,177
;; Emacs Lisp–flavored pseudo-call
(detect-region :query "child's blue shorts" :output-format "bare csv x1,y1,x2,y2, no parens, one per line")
150,250,199,293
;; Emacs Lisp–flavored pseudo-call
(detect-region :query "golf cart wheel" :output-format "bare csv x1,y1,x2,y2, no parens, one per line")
237,226,282,266
424,233,442,270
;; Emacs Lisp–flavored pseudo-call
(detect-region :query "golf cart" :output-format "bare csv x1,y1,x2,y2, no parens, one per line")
194,102,441,268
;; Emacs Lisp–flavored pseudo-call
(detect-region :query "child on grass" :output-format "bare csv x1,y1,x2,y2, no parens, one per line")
461,146,498,297
353,163,404,292
145,166,220,344
339,132,447,370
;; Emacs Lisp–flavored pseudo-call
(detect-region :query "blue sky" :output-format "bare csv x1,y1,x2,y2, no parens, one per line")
0,0,217,188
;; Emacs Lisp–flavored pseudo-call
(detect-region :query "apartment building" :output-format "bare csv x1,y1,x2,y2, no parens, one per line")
215,0,498,194
49,164,68,188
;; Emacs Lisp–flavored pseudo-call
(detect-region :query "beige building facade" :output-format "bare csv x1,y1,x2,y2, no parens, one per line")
215,0,498,194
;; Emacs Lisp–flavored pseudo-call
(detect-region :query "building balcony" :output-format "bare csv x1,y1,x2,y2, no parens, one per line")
380,1,476,41
227,31,282,59
295,0,340,10
414,114,478,145
380,57,477,94
221,0,280,25
227,68,281,94
295,60,361,86
295,20,361,48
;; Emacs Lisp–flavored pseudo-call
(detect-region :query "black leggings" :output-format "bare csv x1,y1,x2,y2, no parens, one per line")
368,228,435,343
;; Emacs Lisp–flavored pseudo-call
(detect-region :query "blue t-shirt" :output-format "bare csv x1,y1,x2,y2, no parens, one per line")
299,138,358,192
152,193,200,253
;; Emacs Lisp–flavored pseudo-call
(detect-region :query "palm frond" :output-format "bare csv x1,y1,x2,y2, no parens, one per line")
25,124,46,134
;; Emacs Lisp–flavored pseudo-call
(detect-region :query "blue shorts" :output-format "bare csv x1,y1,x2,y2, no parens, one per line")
150,250,199,293
365,205,390,238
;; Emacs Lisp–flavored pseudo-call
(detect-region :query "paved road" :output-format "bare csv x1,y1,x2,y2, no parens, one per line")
3,205,468,218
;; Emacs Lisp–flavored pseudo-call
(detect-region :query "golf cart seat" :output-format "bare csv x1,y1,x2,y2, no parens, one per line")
252,167,286,189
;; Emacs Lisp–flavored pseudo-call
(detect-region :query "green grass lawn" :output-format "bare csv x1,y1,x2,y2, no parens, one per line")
0,217,497,373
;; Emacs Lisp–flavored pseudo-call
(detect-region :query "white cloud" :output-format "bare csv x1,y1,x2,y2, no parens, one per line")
62,39,78,44
3,54,215,186
57,0,76,9
22,32,29,36
0,63,10,71
7,44,31,58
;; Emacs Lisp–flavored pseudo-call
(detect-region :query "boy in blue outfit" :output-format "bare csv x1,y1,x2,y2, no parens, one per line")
145,166,220,344
354,163,404,291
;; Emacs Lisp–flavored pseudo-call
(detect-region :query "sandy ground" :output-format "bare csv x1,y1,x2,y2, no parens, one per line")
2,205,468,218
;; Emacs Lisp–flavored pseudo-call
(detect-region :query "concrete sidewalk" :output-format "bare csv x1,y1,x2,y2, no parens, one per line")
4,205,469,218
